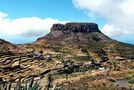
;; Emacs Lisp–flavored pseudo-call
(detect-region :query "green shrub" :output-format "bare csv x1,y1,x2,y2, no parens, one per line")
0,78,40,90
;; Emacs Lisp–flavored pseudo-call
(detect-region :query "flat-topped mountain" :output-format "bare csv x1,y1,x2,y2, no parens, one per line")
36,23,111,44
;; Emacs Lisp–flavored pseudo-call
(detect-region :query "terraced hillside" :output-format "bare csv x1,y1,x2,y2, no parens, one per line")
0,52,62,81
0,51,133,90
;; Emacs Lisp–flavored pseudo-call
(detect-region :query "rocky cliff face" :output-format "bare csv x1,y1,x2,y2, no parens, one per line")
50,23,101,33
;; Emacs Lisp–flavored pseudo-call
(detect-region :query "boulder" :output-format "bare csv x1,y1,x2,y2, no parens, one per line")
11,61,20,67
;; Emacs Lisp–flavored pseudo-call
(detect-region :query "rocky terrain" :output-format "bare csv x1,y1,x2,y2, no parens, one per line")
0,22,134,90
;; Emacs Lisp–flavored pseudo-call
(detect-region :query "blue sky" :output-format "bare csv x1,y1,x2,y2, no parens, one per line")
0,0,134,45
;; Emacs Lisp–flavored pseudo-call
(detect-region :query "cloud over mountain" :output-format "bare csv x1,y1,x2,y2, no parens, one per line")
73,0,134,37
0,12,68,38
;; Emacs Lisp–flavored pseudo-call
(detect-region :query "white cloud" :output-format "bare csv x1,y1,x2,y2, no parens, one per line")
73,0,134,37
0,12,68,37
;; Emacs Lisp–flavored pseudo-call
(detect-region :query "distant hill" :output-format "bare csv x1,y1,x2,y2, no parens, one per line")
0,39,21,54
